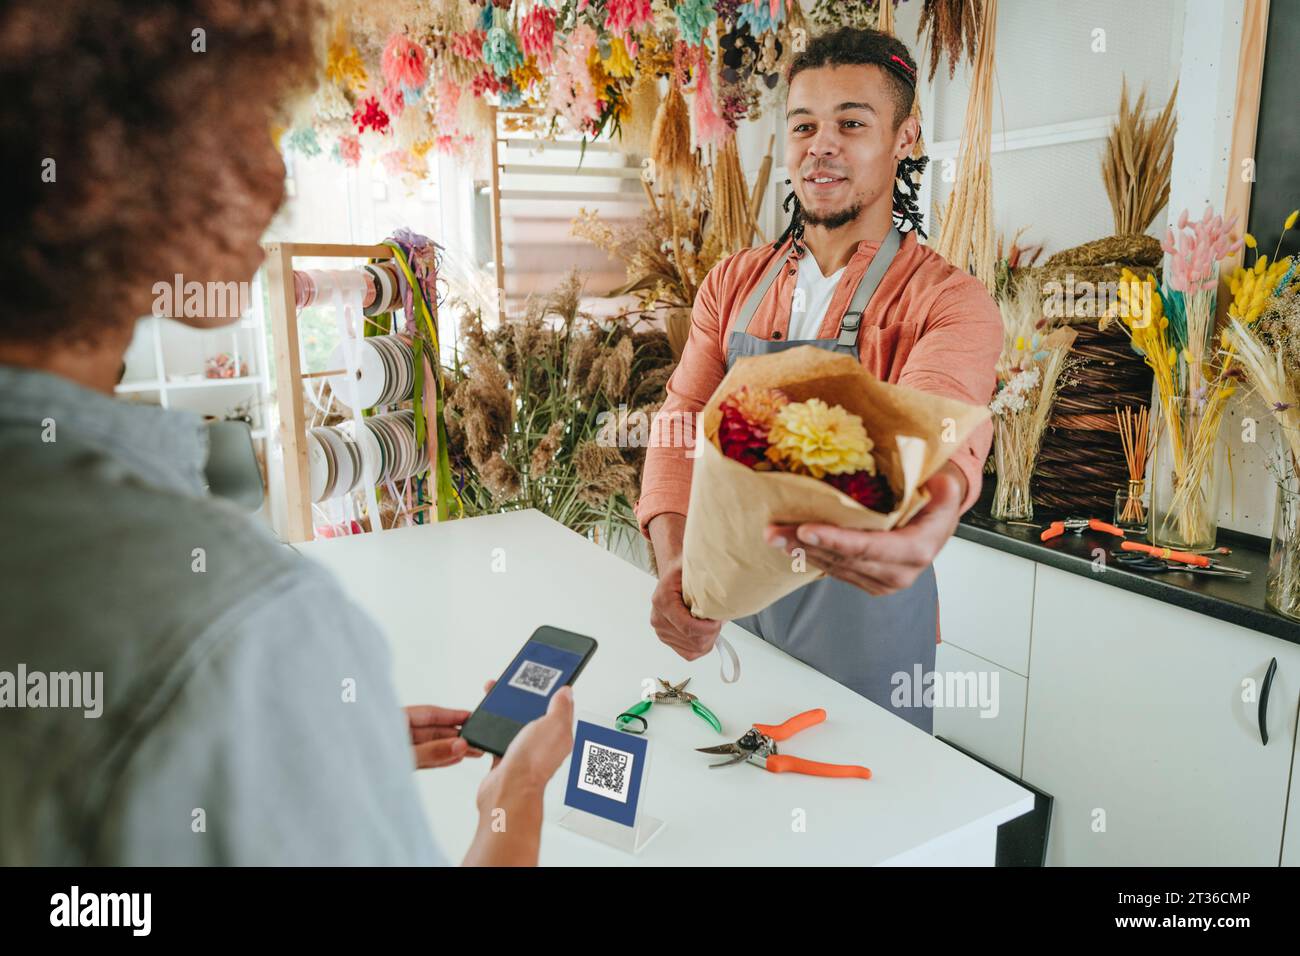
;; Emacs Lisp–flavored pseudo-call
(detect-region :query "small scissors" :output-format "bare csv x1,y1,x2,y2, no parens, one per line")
616,678,723,734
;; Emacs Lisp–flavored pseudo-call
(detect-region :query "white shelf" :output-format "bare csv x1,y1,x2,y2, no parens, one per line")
115,375,263,394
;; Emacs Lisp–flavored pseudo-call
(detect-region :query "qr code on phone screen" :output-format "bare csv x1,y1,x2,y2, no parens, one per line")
507,660,562,696
576,740,636,803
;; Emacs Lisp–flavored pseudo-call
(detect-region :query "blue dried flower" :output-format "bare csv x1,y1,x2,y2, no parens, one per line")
675,0,718,48
288,127,321,157
484,25,525,78
735,0,785,36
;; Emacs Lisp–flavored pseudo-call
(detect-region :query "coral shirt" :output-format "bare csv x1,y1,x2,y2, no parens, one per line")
636,229,1002,536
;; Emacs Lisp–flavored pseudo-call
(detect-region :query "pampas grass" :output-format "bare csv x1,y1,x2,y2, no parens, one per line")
650,83,693,188
1102,78,1178,236
442,269,679,550
621,71,662,158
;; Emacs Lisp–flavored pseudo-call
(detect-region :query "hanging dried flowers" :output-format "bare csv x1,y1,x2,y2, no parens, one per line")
326,39,368,92
736,0,786,36
336,134,363,167
675,0,718,48
382,34,429,92
519,3,558,65
484,22,525,77
352,96,392,135
919,0,983,82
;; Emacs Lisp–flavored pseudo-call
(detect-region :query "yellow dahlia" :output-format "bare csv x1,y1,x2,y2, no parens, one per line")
766,399,875,478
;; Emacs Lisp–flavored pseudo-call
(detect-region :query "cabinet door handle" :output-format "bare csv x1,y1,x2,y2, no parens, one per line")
1259,657,1278,747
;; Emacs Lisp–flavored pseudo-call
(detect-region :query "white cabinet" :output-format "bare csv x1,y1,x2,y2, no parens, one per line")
1285,730,1300,866
934,536,1036,676
1023,565,1300,866
934,641,1028,777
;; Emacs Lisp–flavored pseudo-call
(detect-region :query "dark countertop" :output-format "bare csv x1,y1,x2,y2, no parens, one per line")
956,489,1300,647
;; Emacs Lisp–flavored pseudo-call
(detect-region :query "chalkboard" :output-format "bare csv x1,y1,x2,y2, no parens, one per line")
1246,8,1300,259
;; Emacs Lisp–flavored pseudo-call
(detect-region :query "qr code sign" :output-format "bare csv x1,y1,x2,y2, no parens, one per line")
507,660,562,697
576,740,636,804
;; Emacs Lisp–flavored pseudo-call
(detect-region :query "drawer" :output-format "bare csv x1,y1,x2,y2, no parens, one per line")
934,535,1035,675
934,641,1027,777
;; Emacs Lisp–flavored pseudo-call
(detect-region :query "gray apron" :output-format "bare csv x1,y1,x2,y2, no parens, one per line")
728,228,938,733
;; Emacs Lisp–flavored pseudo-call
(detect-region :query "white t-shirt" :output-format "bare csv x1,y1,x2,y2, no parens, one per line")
788,252,846,342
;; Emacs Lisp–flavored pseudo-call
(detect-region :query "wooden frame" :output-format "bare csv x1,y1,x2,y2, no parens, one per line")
1218,0,1271,321
263,241,395,542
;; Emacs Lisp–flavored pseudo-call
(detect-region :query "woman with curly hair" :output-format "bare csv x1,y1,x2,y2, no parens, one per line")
0,0,570,865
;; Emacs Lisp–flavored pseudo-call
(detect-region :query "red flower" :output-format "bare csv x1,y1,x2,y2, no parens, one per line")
826,471,895,512
471,69,503,97
352,96,391,134
718,401,769,468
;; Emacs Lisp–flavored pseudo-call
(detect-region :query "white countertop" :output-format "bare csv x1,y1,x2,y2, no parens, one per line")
298,509,1033,865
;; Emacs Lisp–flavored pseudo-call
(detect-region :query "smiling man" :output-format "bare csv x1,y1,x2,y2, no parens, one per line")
637,27,1002,732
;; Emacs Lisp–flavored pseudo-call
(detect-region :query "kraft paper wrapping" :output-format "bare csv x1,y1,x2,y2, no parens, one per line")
681,346,990,621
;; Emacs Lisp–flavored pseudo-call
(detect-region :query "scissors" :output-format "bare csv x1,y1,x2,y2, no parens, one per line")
1110,551,1250,579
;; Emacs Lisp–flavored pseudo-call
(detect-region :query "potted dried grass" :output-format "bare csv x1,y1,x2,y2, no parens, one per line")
442,270,677,553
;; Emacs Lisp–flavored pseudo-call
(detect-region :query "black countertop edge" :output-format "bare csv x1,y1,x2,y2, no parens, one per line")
955,498,1300,648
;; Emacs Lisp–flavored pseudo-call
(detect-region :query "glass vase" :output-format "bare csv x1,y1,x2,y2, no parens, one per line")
1267,472,1300,621
1113,479,1149,535
1148,396,1222,551
990,415,1033,521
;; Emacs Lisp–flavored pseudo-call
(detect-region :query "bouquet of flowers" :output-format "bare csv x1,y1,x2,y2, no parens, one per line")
680,346,989,620
716,385,897,511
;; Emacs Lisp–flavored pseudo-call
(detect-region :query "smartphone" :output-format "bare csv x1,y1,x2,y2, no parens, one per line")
460,625,598,757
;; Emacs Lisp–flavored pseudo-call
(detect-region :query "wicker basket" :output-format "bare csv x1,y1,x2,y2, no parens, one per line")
1016,234,1159,516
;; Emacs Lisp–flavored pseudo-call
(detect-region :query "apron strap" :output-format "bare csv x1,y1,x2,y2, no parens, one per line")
730,249,791,337
837,226,902,349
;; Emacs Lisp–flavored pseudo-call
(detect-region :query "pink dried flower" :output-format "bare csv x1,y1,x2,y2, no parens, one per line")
518,4,557,66
451,29,486,62
693,51,730,147
381,34,428,91
338,134,362,167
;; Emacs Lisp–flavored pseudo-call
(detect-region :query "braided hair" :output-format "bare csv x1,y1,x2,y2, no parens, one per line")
776,27,929,253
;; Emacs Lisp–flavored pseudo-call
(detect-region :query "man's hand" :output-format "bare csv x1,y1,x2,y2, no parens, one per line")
765,466,966,596
646,513,722,661
404,705,485,769
650,559,723,661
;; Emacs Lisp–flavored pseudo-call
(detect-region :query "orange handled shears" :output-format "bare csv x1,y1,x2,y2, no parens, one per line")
1040,517,1126,542
1118,540,1249,573
695,708,872,779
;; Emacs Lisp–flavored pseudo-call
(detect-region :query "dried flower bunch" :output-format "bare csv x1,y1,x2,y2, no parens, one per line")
1102,78,1178,237
1101,205,1252,545
1225,211,1300,474
987,274,1077,519
715,385,895,511
441,270,677,547
918,0,983,82
932,0,997,292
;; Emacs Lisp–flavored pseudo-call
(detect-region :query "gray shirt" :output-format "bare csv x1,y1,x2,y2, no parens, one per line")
0,365,445,865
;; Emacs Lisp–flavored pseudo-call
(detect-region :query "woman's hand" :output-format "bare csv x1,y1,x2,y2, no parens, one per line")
403,705,485,770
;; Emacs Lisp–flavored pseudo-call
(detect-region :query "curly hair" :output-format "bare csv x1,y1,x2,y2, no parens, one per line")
786,26,918,129
0,0,320,343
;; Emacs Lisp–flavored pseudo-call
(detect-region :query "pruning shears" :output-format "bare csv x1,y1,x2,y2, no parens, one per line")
617,678,723,734
1039,516,1126,542
696,708,872,779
